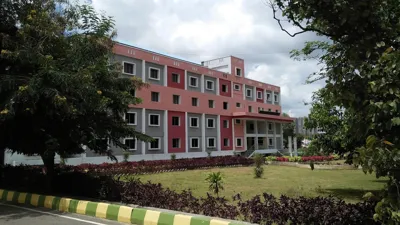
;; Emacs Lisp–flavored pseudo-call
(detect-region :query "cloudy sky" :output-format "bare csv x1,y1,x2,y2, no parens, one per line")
88,0,324,117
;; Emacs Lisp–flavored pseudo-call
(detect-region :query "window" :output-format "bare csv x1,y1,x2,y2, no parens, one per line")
236,138,243,147
249,123,255,131
223,120,229,128
190,117,199,127
236,67,242,76
125,112,136,125
189,76,198,87
235,119,241,124
149,114,160,126
248,106,252,112
172,73,180,83
149,67,160,80
207,137,216,148
276,110,280,113
172,138,180,148
268,138,273,146
221,84,228,92
268,108,272,112
236,102,241,108
223,102,228,110
192,97,199,106
123,62,135,75
151,92,160,102
234,84,240,91
206,80,214,90
124,138,137,151
258,107,264,112
266,93,271,101
274,94,278,102
149,138,161,150
257,91,262,99
207,118,215,128
208,100,214,108
173,95,180,104
172,116,180,126
268,123,273,130
246,89,252,97
223,138,230,147
190,138,200,148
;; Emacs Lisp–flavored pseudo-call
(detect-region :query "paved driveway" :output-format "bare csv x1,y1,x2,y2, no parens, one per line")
0,202,127,225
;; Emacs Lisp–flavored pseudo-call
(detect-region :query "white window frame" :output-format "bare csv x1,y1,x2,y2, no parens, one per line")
148,67,161,80
124,112,137,125
207,137,216,148
246,88,252,97
223,138,230,147
223,120,229,128
190,117,199,128
257,91,262,99
148,114,160,126
268,138,273,147
268,123,273,131
266,93,271,101
208,100,215,108
172,95,180,104
172,116,180,126
124,137,137,151
236,102,241,108
149,137,161,150
236,138,243,147
151,92,160,102
235,119,241,124
221,84,228,93
274,94,279,102
189,76,198,87
122,61,136,75
206,118,215,128
234,84,240,91
190,137,200,148
223,102,229,110
172,73,180,83
235,67,242,76
205,80,214,90
192,97,199,107
172,138,181,148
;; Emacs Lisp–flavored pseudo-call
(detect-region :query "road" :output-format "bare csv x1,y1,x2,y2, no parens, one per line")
0,202,127,225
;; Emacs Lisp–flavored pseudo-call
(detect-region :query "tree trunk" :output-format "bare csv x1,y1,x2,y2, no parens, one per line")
41,151,55,193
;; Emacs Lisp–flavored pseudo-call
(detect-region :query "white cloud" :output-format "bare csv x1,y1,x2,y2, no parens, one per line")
90,0,324,116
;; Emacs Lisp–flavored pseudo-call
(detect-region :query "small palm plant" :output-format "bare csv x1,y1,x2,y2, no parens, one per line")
205,172,224,197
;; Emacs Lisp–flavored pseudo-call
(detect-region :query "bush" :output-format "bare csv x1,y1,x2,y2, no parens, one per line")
267,155,335,163
254,167,264,178
170,154,176,160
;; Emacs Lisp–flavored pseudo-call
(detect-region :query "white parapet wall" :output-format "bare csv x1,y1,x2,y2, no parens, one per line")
4,150,235,166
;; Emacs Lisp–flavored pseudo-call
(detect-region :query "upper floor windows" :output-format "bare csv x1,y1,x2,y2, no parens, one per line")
235,67,242,76
221,84,228,93
246,88,252,97
149,67,160,80
123,62,135,75
151,92,160,102
172,73,180,83
206,80,214,90
189,76,198,87
234,84,240,91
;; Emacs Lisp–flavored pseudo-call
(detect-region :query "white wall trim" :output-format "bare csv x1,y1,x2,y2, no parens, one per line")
141,60,146,82
185,112,188,153
163,65,167,86
200,74,205,93
216,78,220,96
217,115,221,151
164,110,168,153
201,113,206,152
184,70,188,90
232,119,236,151
142,108,146,155
148,66,161,81
121,61,136,76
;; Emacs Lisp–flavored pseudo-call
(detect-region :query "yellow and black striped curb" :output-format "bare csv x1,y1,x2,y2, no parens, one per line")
0,189,250,225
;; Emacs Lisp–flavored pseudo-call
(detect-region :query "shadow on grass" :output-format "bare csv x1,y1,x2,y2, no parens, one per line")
316,188,382,202
372,180,387,183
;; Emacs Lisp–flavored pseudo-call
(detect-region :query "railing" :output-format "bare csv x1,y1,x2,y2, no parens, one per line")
244,145,256,158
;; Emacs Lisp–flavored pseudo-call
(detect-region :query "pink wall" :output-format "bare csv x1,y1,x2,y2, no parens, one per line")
219,79,232,97
232,82,243,100
220,116,233,151
233,119,245,151
114,43,280,93
134,84,281,116
167,66,185,90
256,87,264,103
230,56,245,76
168,111,186,153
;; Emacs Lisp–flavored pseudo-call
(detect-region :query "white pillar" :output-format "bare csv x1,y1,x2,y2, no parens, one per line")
142,108,146,155
185,112,188,153
200,74,205,93
217,115,221,151
273,122,276,149
280,124,284,150
216,78,220,95
288,136,293,157
201,113,206,152
253,86,257,102
242,85,246,100
294,136,298,156
232,119,236,152
164,110,168,154
163,65,168,86
254,121,258,150
243,119,247,150
184,70,188,90
142,60,146,82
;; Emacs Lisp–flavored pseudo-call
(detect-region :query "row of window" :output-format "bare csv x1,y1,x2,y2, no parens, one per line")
123,61,279,102
125,112,232,128
123,136,243,151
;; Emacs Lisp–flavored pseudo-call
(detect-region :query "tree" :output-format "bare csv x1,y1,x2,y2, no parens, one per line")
268,0,400,223
0,0,152,189
205,172,224,197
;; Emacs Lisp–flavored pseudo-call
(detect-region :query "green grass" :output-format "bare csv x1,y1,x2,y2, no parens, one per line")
135,165,387,203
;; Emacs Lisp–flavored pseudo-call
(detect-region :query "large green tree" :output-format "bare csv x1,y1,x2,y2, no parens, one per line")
268,0,400,223
0,0,152,187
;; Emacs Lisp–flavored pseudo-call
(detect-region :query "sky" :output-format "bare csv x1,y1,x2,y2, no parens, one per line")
88,0,325,117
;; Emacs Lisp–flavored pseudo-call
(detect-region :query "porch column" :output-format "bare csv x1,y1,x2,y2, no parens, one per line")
243,119,247,150
288,136,293,157
254,120,259,150
294,136,298,156
273,122,276,149
232,119,236,152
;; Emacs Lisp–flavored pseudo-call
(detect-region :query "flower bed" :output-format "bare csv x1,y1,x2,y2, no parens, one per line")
266,155,338,163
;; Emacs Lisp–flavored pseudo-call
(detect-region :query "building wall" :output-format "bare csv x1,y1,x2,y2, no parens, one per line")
167,66,185,89
204,75,217,95
145,109,165,154
220,116,233,151
256,87,264,103
168,111,186,153
114,55,142,78
219,79,232,97
205,114,218,152
187,72,202,92
145,61,164,86
187,113,202,152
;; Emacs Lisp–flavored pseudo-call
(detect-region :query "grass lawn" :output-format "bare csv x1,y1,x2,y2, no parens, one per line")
135,165,387,203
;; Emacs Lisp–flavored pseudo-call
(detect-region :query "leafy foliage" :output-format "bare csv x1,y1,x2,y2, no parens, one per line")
0,0,152,185
253,153,265,178
205,172,224,196
0,166,379,224
269,0,400,223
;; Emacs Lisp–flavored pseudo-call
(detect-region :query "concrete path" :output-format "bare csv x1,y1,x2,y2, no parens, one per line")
0,202,127,225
